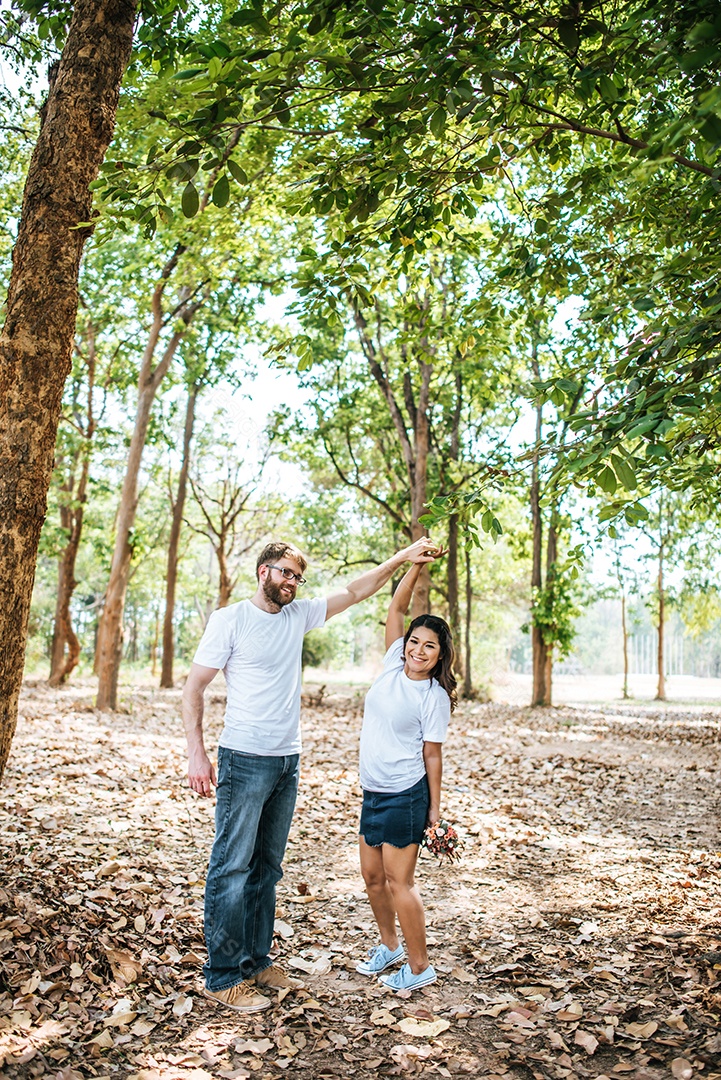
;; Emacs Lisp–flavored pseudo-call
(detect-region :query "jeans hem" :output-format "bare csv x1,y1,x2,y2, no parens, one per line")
204,978,247,993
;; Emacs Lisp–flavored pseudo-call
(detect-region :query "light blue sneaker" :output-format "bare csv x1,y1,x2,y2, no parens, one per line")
355,943,405,975
379,962,437,991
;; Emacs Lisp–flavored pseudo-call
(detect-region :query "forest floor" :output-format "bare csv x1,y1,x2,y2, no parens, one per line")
0,678,720,1080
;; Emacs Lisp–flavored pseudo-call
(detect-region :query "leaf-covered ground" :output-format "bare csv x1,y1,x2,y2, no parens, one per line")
1,679,720,1080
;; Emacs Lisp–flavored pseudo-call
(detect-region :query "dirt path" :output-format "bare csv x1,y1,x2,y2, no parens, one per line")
0,681,719,1080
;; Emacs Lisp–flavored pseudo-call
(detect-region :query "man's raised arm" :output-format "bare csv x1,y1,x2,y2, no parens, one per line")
324,537,440,620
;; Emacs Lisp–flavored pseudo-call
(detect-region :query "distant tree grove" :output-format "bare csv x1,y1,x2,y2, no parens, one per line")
0,0,720,780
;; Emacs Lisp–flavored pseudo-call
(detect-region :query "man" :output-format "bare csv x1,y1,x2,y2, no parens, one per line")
183,536,439,1013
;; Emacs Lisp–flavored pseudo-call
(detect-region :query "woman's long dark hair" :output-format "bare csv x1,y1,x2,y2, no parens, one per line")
403,614,458,713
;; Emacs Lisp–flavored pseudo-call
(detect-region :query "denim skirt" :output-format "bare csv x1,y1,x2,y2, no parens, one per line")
359,774,429,848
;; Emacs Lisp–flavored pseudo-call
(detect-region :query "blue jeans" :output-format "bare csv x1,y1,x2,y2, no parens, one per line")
203,747,300,991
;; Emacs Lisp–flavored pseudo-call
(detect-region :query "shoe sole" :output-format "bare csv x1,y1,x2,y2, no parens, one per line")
355,954,405,976
380,971,438,991
202,988,271,1013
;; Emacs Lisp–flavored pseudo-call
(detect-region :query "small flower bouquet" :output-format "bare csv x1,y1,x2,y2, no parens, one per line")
421,819,463,864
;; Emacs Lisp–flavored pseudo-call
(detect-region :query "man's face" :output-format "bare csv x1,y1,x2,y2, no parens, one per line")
261,557,304,608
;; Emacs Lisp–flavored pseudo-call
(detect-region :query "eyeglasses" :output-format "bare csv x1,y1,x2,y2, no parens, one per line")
265,564,306,585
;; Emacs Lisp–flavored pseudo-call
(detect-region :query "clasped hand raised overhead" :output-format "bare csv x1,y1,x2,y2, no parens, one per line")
402,537,447,563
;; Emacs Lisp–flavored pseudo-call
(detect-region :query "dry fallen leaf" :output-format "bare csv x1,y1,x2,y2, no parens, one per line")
88,1030,114,1048
449,963,476,983
19,971,41,995
234,1039,274,1055
287,951,332,975
396,1016,451,1038
390,1043,434,1068
104,947,143,985
557,1002,584,1021
172,993,193,1016
104,1011,137,1028
370,1008,398,1027
671,1059,694,1080
624,1020,658,1039
548,1030,569,1051
574,1029,599,1055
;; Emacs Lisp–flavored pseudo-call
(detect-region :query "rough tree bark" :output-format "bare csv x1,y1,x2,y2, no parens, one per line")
160,383,198,688
0,0,136,783
95,254,202,710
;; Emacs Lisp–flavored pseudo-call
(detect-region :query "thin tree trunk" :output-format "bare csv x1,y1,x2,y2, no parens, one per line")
160,385,197,687
150,606,159,677
541,520,558,708
530,392,549,707
0,0,136,782
463,545,473,698
95,271,199,710
447,512,464,685
217,545,233,608
621,590,629,699
655,540,666,701
48,451,90,686
49,321,97,685
410,360,432,617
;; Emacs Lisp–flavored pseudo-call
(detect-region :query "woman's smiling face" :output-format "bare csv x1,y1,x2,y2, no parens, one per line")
403,626,441,680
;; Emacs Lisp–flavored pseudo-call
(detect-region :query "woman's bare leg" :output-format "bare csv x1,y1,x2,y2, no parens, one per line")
381,843,429,974
359,835,399,949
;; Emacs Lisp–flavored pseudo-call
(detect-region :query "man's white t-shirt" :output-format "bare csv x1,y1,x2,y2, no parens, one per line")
359,638,450,793
193,597,327,756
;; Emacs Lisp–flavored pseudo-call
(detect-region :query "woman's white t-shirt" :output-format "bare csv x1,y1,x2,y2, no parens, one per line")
193,597,327,755
359,638,450,793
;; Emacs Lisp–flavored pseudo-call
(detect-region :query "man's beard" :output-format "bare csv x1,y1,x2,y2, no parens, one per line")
262,576,296,610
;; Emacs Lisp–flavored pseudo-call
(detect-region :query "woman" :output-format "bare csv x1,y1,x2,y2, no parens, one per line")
355,555,457,992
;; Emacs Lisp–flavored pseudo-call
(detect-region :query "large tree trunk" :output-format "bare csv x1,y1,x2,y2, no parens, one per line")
160,385,197,688
655,540,666,701
0,0,136,783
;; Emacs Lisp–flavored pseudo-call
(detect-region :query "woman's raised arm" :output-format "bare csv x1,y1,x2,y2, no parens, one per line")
385,562,423,649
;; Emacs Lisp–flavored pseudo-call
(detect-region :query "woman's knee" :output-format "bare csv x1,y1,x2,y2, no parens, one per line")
384,869,415,894
362,868,388,891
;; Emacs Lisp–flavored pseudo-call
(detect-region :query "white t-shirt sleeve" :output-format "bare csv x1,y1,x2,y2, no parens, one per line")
303,596,328,632
383,638,405,668
421,688,450,743
193,608,235,670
